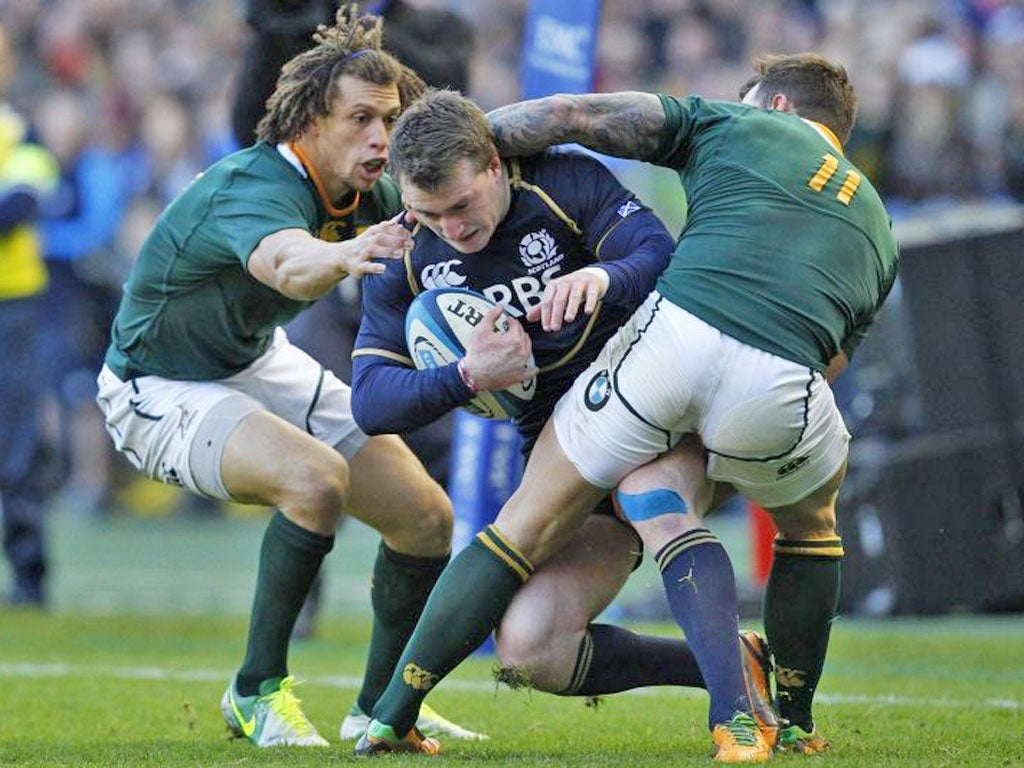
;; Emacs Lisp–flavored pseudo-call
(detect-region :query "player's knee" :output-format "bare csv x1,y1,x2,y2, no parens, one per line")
285,454,350,527
767,465,844,539
385,478,453,552
496,613,545,666
497,624,586,694
768,491,839,539
494,615,557,688
416,482,454,550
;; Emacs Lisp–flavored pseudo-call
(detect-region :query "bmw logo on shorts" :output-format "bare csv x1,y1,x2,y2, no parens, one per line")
585,369,612,411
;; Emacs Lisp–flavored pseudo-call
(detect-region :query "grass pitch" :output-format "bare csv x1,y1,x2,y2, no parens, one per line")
0,506,1021,766
1,611,1021,767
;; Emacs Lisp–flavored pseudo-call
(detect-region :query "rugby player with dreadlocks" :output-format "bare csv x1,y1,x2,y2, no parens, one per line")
96,5,476,747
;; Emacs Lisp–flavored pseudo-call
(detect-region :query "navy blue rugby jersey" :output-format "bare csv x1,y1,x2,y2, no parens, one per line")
352,149,673,446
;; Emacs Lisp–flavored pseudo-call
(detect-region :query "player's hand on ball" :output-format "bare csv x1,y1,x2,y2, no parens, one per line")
463,304,539,391
528,267,608,332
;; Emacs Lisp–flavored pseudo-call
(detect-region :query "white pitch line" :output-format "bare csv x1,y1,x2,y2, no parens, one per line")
0,662,1019,711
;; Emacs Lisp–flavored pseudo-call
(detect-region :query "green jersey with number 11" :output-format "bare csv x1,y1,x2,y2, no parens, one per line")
652,95,899,371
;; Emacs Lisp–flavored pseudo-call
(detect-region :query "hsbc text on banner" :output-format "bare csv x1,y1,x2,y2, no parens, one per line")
521,0,603,98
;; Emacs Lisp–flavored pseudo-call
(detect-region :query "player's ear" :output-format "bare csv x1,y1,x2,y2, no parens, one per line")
487,150,502,176
770,93,793,114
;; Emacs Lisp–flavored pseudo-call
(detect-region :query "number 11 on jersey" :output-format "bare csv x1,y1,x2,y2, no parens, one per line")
808,153,861,205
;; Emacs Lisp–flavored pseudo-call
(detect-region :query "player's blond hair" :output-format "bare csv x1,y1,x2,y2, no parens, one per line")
739,53,858,144
257,4,425,144
388,89,495,192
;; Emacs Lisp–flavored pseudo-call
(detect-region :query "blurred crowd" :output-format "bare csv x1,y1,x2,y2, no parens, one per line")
466,0,1024,205
1,0,1023,528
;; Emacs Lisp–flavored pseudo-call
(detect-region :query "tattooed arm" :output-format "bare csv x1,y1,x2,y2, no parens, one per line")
488,92,667,162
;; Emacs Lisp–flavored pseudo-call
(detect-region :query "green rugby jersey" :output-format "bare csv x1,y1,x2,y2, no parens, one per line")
652,95,899,371
105,141,401,380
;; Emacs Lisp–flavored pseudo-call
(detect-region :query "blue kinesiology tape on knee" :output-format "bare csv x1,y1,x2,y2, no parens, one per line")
615,488,688,522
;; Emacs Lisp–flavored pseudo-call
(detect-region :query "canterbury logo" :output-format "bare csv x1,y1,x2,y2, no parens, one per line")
228,690,256,736
775,666,808,688
403,662,440,692
421,259,466,289
777,455,809,477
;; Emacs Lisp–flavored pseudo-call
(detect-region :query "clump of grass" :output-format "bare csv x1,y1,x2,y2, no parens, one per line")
492,662,534,691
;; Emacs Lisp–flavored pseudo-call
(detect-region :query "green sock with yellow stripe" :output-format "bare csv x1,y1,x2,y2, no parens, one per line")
371,525,533,735
764,536,844,732
355,543,449,715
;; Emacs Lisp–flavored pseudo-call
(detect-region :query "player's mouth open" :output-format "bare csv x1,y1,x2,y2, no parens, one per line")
362,159,385,176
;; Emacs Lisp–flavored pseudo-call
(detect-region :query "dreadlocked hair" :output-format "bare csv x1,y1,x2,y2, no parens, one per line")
256,3,426,144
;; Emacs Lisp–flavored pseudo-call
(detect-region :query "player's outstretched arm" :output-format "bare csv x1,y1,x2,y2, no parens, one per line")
248,217,412,301
488,92,666,161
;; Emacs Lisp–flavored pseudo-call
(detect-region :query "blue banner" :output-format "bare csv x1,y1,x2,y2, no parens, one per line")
447,412,524,654
521,0,603,99
448,412,525,554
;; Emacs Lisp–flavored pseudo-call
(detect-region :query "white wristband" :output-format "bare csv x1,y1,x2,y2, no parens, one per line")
457,358,479,394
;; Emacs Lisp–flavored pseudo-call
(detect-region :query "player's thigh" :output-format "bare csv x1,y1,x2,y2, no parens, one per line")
552,293,717,491
224,328,368,460
344,433,452,555
618,434,720,518
765,460,847,539
98,347,352,520
97,364,264,498
495,418,608,565
219,408,349,517
499,512,638,647
704,353,850,511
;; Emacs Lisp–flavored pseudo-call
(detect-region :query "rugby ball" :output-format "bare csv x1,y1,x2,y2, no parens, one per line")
405,287,536,420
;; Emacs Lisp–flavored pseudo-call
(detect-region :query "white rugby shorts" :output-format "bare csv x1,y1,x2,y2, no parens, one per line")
553,292,850,508
96,328,368,499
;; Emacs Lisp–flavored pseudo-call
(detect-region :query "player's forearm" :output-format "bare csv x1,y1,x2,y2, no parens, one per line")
250,232,349,301
596,212,673,307
351,355,471,435
489,92,666,161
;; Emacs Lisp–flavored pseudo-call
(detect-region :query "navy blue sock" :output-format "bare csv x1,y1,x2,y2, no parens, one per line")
558,623,704,696
657,529,748,728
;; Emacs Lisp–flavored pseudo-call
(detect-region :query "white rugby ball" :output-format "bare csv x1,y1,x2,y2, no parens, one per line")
405,287,536,420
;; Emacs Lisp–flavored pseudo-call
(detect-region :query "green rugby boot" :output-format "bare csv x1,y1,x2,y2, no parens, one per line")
778,723,830,754
341,701,487,741
353,719,441,756
220,675,328,747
